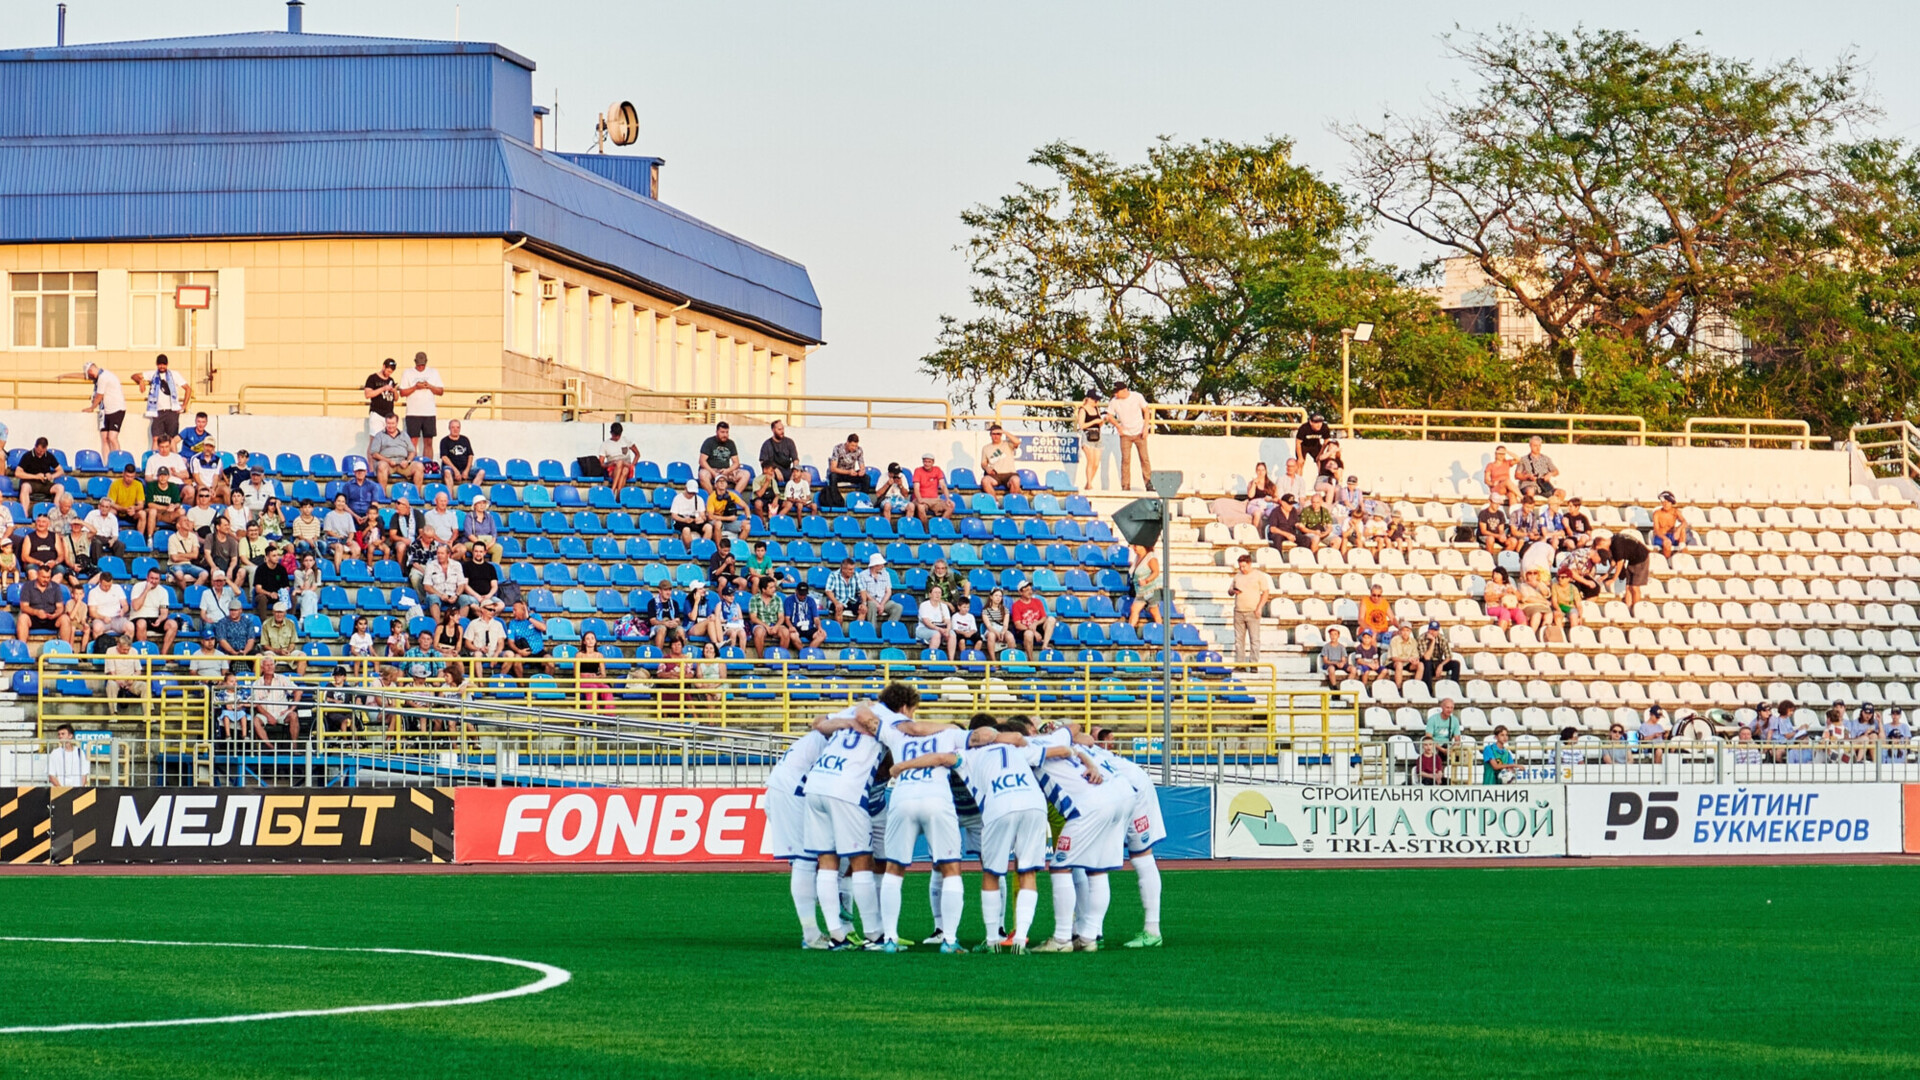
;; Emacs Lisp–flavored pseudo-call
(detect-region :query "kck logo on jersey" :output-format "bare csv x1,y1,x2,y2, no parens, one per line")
991,774,1031,792
816,755,849,772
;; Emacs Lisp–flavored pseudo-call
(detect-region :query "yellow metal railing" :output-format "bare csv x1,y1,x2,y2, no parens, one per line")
1680,417,1817,450
236,384,578,421
1348,409,1651,444
624,391,963,428
1852,421,1920,483
992,400,1308,438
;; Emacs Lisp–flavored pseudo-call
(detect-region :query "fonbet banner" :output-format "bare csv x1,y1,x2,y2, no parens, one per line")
453,788,768,863
1215,784,1565,859
1566,785,1901,856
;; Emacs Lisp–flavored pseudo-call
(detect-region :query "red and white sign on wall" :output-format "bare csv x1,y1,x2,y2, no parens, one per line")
453,788,769,863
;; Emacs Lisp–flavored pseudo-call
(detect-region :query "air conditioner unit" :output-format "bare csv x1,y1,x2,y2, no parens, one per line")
540,280,560,301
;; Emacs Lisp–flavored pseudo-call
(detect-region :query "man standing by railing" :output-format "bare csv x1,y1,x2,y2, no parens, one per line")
1106,380,1151,492
55,361,127,457
399,351,444,462
130,354,189,452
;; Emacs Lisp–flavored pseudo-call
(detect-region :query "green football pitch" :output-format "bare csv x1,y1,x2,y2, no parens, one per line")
1,865,1916,1079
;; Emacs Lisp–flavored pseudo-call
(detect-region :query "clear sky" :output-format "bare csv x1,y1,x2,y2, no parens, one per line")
6,1,1918,401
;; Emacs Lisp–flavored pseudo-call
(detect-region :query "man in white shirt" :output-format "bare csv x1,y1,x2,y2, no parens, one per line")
1105,380,1152,492
82,500,124,562
463,600,507,660
46,723,89,787
599,421,641,497
102,636,149,711
399,351,445,461
128,566,178,655
668,479,708,545
143,435,188,486
199,570,241,626
423,492,461,547
56,361,128,456
420,546,466,621
86,572,133,646
236,465,275,515
251,656,302,742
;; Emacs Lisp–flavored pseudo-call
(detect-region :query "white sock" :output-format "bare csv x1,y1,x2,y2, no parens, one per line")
879,872,904,943
1013,887,1039,945
1072,868,1094,939
1134,853,1162,935
1086,874,1112,940
790,860,821,942
939,876,964,944
851,871,880,937
928,872,943,932
1049,871,1076,942
837,866,854,917
982,884,1003,939
816,866,845,936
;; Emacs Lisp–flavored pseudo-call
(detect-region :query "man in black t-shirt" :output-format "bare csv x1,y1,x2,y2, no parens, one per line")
362,358,399,438
461,546,499,609
1602,531,1651,608
15,566,71,644
1293,414,1332,464
14,436,64,519
252,550,292,617
1476,499,1516,554
758,419,799,486
439,419,475,483
697,421,745,491
1562,497,1592,540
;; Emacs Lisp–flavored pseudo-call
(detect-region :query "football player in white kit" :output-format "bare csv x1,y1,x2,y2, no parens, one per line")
874,684,968,953
1029,722,1128,952
764,721,834,948
1081,726,1166,948
923,714,993,946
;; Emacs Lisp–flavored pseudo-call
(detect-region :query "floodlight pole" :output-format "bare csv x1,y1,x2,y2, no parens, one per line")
1340,328,1353,438
1159,488,1173,785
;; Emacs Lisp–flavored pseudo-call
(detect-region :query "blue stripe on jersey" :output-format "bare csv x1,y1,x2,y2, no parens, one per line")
948,770,981,815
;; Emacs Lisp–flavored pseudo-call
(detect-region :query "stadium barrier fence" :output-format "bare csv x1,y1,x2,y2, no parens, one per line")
1852,420,1920,484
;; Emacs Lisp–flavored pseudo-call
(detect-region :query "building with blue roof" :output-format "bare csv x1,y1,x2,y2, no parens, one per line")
0,2,819,425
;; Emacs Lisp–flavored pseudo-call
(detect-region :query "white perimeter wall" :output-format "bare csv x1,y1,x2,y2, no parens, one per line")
0,407,1851,497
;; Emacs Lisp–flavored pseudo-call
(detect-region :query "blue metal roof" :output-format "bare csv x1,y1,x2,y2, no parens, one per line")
0,30,821,344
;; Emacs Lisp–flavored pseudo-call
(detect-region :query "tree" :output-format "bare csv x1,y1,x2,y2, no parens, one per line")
1345,26,1877,378
921,137,1498,421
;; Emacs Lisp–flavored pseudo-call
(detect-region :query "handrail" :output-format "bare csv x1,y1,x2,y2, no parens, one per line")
1851,420,1920,484
993,400,1308,438
236,384,577,421
1681,417,1815,450
1348,409,1649,444
623,391,959,427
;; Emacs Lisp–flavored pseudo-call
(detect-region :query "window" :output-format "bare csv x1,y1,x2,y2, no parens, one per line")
130,271,219,349
10,272,98,348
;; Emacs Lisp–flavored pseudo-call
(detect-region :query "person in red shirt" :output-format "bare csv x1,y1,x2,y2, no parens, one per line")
910,452,954,521
1010,580,1054,652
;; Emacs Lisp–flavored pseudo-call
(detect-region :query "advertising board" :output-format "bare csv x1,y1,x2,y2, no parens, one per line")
49,787,454,863
453,788,768,863
1565,785,1901,856
1214,784,1566,859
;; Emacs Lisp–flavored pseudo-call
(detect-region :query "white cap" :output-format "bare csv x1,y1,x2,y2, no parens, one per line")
868,553,885,568
685,480,698,493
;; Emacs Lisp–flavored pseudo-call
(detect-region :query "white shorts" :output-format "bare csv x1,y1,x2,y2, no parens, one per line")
959,813,983,860
765,787,808,861
980,809,1051,876
1124,785,1167,855
1049,798,1128,872
803,792,873,858
883,800,962,866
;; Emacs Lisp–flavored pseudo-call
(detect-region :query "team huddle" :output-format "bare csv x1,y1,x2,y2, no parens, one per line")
764,681,1165,953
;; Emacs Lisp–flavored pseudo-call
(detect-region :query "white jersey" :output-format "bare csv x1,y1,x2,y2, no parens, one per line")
766,730,827,796
1083,743,1154,795
880,725,966,809
955,742,1047,825
800,705,900,805
1032,730,1127,818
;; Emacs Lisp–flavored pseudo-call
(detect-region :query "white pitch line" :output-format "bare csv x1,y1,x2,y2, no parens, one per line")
0,936,572,1033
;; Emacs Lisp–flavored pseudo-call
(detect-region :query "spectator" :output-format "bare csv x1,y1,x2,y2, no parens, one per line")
422,491,460,549
162,520,204,588
1293,413,1333,467
437,418,475,484
1228,553,1271,665
341,462,382,527
142,434,188,485
1352,630,1383,685
706,540,740,591
385,492,423,563
978,424,1023,498
711,584,750,652
176,411,212,453
14,436,64,519
1106,379,1152,492
875,464,914,525
1562,496,1592,541
17,516,64,581
1885,707,1910,764
131,354,190,450
182,487,220,539
502,599,550,678
211,596,258,661
1482,446,1522,503
1319,626,1352,688
235,463,275,516
757,419,799,488
1515,436,1560,497
705,477,751,540
251,656,301,742
1279,456,1316,504
1263,494,1302,552
1331,474,1364,522
127,565,177,655
44,492,85,573
697,422,746,491
596,421,641,497
1845,703,1882,760
741,540,776,594
55,361,128,455
1557,542,1603,602
289,500,323,556
1010,580,1055,652
1387,620,1421,689
84,569,132,647
103,463,147,532
260,601,306,676
1225,461,1278,529
1635,705,1670,763
1313,440,1345,492
459,544,499,611
747,576,794,655
1481,726,1517,785
367,416,423,490
1425,698,1462,745
402,526,443,594
824,433,870,507
1075,389,1105,490
99,637,149,712
916,585,957,654
397,351,445,460
949,602,979,655
46,723,88,787
1476,497,1516,554
1125,543,1162,632
1650,491,1688,557
420,546,465,621
779,462,815,519
321,494,362,570
462,495,503,562
290,551,323,620
1418,621,1459,686
1599,721,1630,764
1297,493,1334,550
1357,583,1394,643
823,558,861,625
1600,530,1652,608
667,479,708,545
979,587,1015,659
925,557,968,610
1550,568,1584,632
188,440,226,504
1416,735,1447,785
463,599,507,664
362,357,400,437
1518,569,1553,633
207,518,244,587
856,553,901,629
1483,568,1522,629
784,581,828,651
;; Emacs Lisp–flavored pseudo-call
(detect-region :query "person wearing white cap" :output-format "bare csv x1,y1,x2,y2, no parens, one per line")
56,361,128,456
910,452,953,522
856,553,901,630
669,478,709,545
260,599,307,676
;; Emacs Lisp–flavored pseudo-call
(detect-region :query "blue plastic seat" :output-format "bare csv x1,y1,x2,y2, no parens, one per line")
949,467,980,492
505,459,535,482
971,493,1002,517
1064,495,1094,517
554,485,584,508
